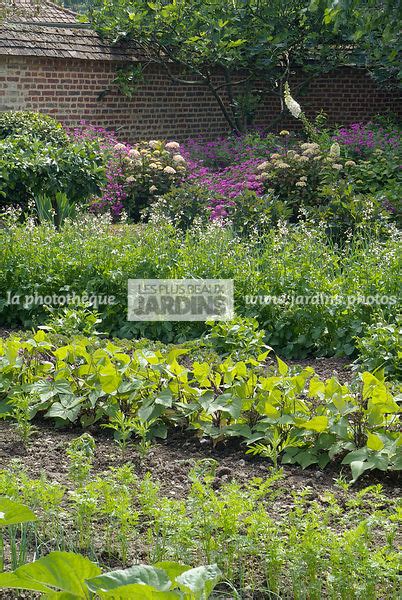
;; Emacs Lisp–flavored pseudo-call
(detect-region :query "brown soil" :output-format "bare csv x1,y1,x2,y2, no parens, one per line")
0,421,399,503
0,421,400,599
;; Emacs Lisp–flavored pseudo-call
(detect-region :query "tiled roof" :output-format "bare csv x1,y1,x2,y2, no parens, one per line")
0,0,139,60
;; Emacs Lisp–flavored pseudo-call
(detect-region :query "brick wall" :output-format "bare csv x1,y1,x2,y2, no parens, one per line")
0,55,400,141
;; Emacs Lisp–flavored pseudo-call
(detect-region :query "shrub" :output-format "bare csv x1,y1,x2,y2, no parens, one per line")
256,141,347,212
91,139,187,222
0,135,106,212
0,111,68,145
354,316,402,379
227,189,292,236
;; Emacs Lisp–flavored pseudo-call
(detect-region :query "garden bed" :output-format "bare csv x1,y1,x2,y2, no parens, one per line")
0,420,400,599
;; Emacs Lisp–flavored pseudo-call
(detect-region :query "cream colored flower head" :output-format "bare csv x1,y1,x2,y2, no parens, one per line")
287,150,297,158
332,163,343,170
277,162,290,169
163,166,176,174
302,148,318,157
165,141,180,151
149,185,158,193
329,142,341,158
149,162,159,169
114,143,126,151
257,161,270,171
296,181,307,187
299,155,309,162
300,176,307,181
279,130,290,136
148,140,159,149
284,83,302,118
270,153,282,160
345,160,357,167
173,154,186,164
129,149,141,159
126,175,136,183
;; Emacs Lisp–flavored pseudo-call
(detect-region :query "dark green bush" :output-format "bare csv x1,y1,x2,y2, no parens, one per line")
0,135,106,211
0,111,68,145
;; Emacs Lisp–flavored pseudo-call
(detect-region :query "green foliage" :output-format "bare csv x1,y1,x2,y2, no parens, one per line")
354,317,402,380
0,135,106,213
41,303,103,337
228,189,292,237
0,471,399,598
149,184,212,230
0,330,400,480
89,0,352,132
6,394,36,447
0,497,36,572
318,0,401,85
0,218,400,357
205,317,269,360
0,498,36,529
0,550,221,599
67,434,96,487
35,192,78,229
0,111,68,145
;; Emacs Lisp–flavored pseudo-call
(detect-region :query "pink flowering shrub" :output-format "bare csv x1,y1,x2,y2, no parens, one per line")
67,122,186,221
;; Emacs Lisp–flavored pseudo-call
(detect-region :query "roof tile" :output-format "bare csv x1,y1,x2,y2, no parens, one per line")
0,0,141,61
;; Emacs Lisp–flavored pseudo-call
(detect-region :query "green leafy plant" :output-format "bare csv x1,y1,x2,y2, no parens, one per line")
41,303,103,337
67,434,96,488
7,394,36,448
205,317,270,360
354,316,401,380
0,551,222,599
0,111,68,145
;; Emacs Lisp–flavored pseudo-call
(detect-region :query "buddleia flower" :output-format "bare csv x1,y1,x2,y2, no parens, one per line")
284,83,301,118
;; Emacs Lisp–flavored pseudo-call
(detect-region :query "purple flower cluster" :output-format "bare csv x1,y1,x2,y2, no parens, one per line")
181,135,277,220
334,122,400,156
186,158,264,197
67,122,131,219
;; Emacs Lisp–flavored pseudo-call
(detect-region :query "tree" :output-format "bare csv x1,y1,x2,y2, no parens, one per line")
317,0,401,86
89,0,400,131
89,0,354,132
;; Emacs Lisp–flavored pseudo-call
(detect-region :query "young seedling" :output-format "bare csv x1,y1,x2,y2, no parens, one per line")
66,433,96,487
8,394,36,448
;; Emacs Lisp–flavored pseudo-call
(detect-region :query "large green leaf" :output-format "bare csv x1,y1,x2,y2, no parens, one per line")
0,551,101,598
176,564,221,599
0,497,36,527
86,565,171,595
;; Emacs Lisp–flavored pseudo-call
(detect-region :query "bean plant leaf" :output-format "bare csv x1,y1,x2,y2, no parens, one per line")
299,416,329,432
154,561,192,584
176,564,221,599
86,565,172,594
0,497,36,527
0,552,101,597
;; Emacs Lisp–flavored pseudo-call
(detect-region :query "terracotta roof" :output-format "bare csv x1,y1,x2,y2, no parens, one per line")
0,0,138,60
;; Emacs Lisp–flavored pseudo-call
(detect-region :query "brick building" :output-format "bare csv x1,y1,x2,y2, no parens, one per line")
0,0,400,141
